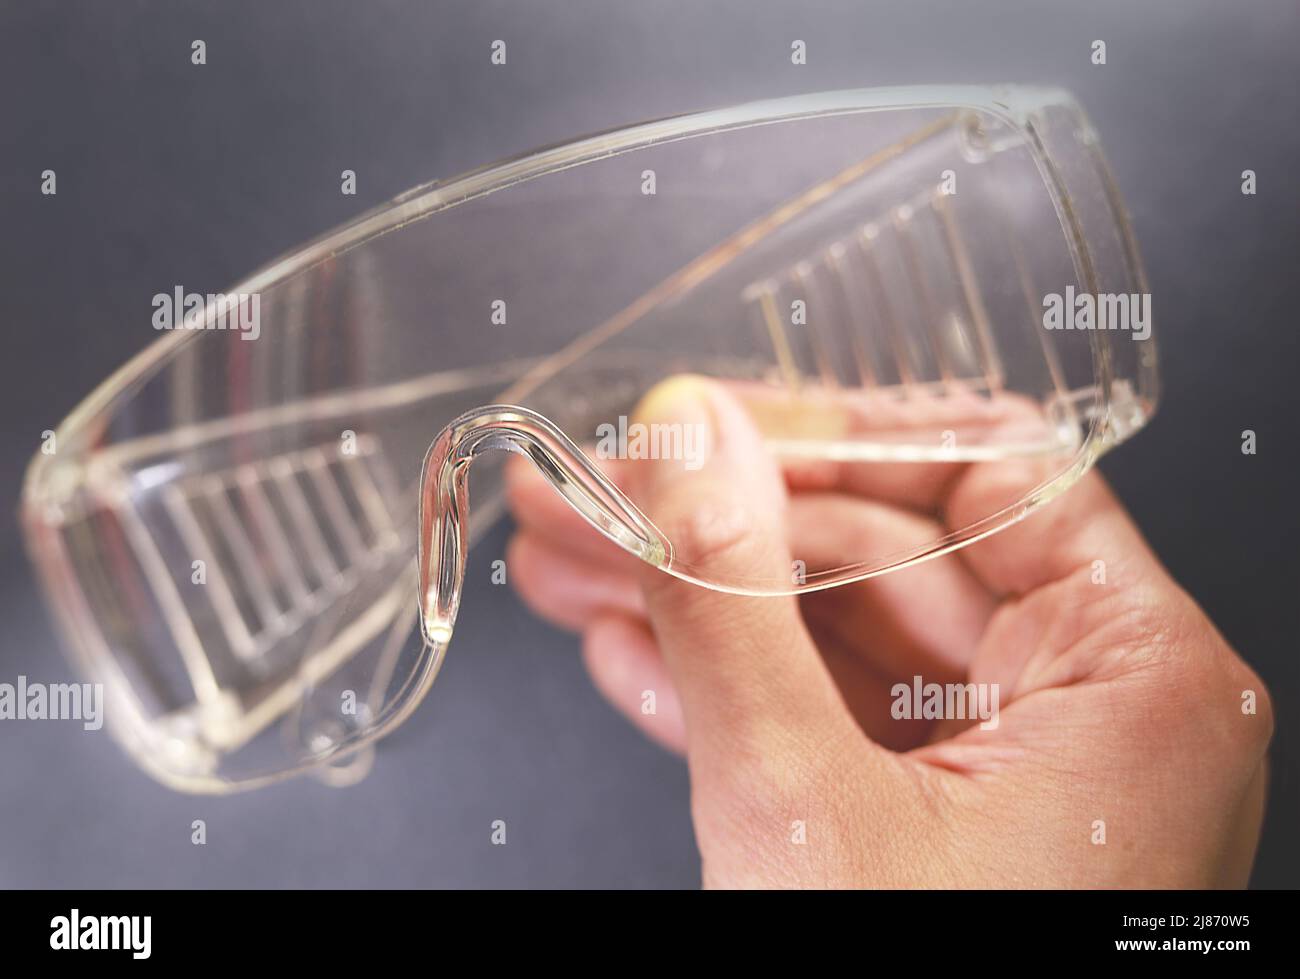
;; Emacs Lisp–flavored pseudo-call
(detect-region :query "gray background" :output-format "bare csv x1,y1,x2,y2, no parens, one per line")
0,0,1296,888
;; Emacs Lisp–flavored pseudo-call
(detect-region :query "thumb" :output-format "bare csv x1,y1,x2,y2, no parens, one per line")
626,376,853,766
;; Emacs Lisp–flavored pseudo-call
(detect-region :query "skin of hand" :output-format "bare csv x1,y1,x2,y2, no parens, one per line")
505,376,1273,888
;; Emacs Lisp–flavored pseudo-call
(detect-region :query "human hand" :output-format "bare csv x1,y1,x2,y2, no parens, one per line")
506,377,1272,888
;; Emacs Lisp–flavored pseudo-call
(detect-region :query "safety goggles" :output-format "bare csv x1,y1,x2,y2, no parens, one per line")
21,86,1157,792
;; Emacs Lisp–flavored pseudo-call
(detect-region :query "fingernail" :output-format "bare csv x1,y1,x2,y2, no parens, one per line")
630,375,719,473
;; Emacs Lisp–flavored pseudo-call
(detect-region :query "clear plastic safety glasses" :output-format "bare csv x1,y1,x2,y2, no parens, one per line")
21,86,1157,791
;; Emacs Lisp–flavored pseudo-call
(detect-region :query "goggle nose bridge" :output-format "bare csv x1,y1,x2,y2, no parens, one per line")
416,404,669,649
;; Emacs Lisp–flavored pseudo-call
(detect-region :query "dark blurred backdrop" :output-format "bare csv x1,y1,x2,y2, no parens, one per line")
0,0,1296,887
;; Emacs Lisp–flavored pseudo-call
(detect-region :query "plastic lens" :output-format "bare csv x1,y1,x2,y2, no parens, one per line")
22,87,1156,790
